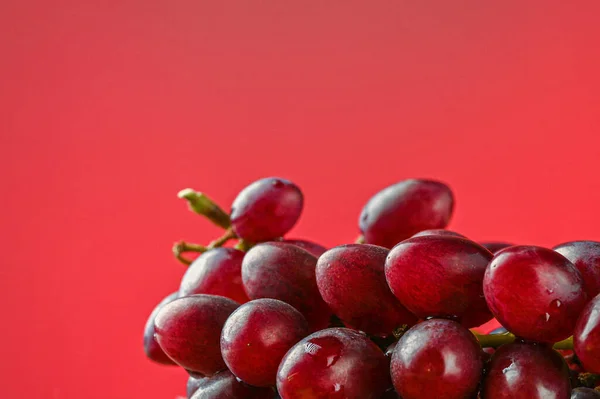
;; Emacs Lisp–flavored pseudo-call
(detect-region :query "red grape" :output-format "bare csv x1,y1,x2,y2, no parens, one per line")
276,328,391,399
484,245,587,343
143,291,178,366
154,294,239,375
412,229,465,238
481,241,513,254
390,319,483,399
571,388,600,398
554,241,600,299
574,293,600,373
359,179,454,248
179,247,249,303
241,242,331,330
282,238,327,257
220,298,309,387
189,370,275,399
230,177,303,242
482,341,570,399
316,244,417,336
385,235,493,326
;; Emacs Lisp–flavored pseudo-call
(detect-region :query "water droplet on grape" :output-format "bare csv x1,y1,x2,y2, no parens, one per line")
551,299,562,308
545,312,550,321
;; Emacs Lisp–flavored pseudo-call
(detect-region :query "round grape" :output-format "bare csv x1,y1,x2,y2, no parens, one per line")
189,370,275,399
179,247,249,303
143,292,178,366
359,179,454,248
482,341,570,399
484,245,587,343
154,294,239,375
241,242,331,330
554,241,600,299
276,328,391,399
385,235,493,326
390,319,483,399
220,298,309,387
230,177,303,242
574,293,600,373
316,244,416,336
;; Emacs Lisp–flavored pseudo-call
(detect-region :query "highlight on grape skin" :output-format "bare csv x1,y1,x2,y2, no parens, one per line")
142,176,600,398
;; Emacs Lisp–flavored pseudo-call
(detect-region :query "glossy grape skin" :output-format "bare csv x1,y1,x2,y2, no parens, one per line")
359,179,454,249
187,375,203,398
571,388,600,398
385,236,493,325
230,177,303,242
484,246,587,343
143,292,178,366
554,241,600,299
482,342,570,399
390,319,483,399
412,229,466,238
179,248,249,303
154,294,239,375
574,293,600,373
189,370,275,399
241,242,331,330
316,244,417,337
220,298,309,387
282,238,327,257
276,328,391,399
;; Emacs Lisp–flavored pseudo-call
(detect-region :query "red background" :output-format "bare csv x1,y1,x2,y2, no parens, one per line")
2,1,600,398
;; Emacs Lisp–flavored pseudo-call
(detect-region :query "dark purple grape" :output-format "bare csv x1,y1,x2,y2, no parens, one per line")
282,238,327,257
230,177,303,242
481,242,513,254
554,241,600,299
390,319,483,399
154,294,239,375
572,387,600,398
189,370,275,399
484,246,587,343
359,179,454,249
187,375,203,398
385,235,493,326
482,341,570,399
412,229,466,238
179,247,249,303
574,293,600,373
220,298,309,387
241,242,331,330
316,244,417,336
143,292,178,366
276,328,391,398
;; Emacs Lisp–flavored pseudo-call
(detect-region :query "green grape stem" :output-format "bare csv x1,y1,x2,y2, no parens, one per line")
178,188,231,229
473,331,574,350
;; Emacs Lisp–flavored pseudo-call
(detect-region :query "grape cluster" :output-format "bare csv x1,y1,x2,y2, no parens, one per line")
143,177,600,399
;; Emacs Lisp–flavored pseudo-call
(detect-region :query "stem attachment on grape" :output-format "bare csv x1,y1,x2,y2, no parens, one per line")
235,239,253,252
207,228,237,249
173,241,207,265
552,336,573,350
178,188,231,229
355,235,366,244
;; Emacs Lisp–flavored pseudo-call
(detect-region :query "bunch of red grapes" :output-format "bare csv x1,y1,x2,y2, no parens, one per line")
143,177,600,399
